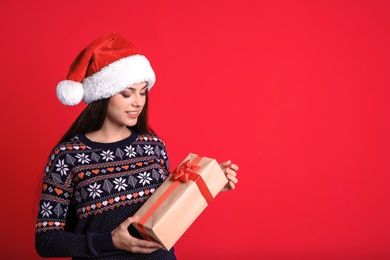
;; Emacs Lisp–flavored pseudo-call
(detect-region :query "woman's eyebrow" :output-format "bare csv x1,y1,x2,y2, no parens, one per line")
127,84,148,91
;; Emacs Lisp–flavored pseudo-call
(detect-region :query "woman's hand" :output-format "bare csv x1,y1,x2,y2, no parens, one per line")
111,215,161,254
219,160,239,192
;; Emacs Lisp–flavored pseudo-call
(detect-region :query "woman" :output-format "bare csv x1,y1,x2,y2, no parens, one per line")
35,32,238,259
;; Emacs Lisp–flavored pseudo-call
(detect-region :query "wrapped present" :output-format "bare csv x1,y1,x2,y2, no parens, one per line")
132,153,228,250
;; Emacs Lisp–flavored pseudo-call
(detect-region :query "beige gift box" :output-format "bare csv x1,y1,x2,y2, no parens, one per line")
132,153,228,251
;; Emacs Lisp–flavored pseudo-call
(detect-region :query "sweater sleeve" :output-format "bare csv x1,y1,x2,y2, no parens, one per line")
35,146,116,257
159,140,171,177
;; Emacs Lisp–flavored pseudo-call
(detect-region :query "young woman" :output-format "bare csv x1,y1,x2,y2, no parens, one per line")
35,32,238,259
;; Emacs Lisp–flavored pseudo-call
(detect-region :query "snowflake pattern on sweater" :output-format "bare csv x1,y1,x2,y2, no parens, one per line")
35,132,176,259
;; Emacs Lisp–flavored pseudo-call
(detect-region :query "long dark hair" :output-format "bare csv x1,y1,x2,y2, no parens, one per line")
58,91,153,144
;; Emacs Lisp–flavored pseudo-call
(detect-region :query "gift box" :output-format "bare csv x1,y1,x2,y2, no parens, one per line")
132,153,228,250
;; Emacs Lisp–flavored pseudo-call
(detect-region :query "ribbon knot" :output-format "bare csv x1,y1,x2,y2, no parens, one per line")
170,159,200,182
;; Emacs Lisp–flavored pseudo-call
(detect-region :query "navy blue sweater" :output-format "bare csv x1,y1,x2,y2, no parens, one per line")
35,132,176,259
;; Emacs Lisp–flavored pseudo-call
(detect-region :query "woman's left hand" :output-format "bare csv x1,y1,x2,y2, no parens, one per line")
219,160,239,192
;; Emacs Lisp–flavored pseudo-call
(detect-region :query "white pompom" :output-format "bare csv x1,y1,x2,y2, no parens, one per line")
56,80,84,106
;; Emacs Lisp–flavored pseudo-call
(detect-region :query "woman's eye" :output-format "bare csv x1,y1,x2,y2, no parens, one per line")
121,93,131,98
140,92,147,96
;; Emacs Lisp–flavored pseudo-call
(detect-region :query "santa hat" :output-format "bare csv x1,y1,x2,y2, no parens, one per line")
56,32,155,106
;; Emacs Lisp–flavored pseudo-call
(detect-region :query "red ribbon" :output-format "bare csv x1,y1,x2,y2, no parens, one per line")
169,159,199,182
137,155,214,243
169,158,213,204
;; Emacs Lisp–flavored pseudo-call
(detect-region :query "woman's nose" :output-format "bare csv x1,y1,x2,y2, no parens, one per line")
131,93,142,108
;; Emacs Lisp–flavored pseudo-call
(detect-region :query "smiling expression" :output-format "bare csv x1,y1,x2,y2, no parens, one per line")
105,82,148,128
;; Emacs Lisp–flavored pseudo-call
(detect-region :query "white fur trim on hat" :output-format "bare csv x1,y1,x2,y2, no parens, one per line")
82,54,155,104
56,80,84,106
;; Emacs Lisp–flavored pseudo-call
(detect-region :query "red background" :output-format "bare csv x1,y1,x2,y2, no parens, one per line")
1,0,389,259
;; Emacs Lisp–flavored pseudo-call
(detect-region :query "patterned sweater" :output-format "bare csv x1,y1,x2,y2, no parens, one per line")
35,132,176,260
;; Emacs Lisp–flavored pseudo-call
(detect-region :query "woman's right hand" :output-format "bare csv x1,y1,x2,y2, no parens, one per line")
111,215,162,253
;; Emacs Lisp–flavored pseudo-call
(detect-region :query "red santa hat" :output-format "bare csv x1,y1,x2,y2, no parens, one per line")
56,32,155,106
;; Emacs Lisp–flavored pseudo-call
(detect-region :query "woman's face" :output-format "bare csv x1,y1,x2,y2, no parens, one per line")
105,82,147,128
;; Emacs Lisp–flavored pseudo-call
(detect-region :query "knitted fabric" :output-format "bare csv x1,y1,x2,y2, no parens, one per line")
35,132,176,259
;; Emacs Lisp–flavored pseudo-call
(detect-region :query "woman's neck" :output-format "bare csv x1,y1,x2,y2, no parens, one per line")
85,124,131,143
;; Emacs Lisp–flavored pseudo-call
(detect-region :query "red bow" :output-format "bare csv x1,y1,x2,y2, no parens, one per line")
170,159,200,182
169,157,213,205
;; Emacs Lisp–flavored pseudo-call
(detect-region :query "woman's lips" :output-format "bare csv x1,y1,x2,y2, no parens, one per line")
126,111,139,118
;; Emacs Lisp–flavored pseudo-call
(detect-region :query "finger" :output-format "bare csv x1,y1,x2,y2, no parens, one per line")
121,215,139,227
131,245,161,254
131,236,162,249
227,174,238,184
225,168,237,176
227,181,236,190
220,160,231,167
230,163,239,171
